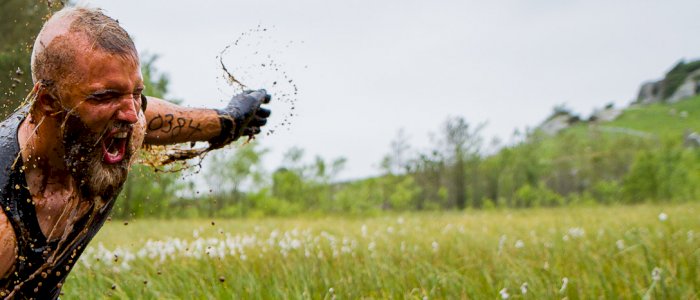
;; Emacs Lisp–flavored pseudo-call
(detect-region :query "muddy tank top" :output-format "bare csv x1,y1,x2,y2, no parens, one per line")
0,107,120,299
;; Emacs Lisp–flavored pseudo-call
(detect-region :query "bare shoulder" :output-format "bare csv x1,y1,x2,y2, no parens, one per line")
0,211,17,278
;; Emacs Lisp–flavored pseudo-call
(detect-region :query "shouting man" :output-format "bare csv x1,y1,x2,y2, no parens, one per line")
0,6,271,298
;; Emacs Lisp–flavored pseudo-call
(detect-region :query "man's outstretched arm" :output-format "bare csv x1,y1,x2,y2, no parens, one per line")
142,90,271,146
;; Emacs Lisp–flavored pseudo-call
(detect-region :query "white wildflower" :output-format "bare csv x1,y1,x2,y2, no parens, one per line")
499,288,509,299
361,224,368,237
514,240,524,249
520,282,528,295
651,267,661,282
442,224,453,234
658,212,668,222
559,277,568,293
368,241,376,252
397,217,404,224
568,227,585,238
432,241,439,252
616,239,625,250
498,235,507,253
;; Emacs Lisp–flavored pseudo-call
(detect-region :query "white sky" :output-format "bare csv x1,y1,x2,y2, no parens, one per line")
85,0,700,180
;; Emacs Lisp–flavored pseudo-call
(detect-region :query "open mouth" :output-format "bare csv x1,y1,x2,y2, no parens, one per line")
102,130,130,164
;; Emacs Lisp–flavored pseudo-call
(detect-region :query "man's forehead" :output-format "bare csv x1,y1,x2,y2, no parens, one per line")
35,11,77,56
72,51,143,91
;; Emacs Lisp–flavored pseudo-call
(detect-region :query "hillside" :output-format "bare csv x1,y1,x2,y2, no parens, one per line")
555,95,700,141
602,95,700,138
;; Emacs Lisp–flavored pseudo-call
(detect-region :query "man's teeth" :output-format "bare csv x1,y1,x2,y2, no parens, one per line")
114,132,128,138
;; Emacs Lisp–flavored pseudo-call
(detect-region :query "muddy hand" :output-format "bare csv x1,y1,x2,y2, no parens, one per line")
209,89,272,148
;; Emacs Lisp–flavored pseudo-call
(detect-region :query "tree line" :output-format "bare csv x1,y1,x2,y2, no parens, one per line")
112,108,700,219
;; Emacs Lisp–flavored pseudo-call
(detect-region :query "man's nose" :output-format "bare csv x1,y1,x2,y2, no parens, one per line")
115,95,138,124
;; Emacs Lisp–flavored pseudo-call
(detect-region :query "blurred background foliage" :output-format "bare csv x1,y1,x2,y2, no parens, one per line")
3,0,700,219
0,0,62,118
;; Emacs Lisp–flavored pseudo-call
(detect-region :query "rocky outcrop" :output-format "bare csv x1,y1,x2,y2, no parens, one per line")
668,69,700,103
589,106,622,123
636,60,700,104
637,81,664,104
539,113,580,136
684,130,700,148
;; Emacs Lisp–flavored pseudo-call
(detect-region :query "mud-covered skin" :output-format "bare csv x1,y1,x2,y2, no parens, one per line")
0,107,118,299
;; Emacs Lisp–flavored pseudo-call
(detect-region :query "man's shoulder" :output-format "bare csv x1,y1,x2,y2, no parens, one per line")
0,106,29,141
0,106,27,188
0,106,29,127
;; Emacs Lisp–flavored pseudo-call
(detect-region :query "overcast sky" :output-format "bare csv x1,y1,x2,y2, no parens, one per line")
85,0,700,180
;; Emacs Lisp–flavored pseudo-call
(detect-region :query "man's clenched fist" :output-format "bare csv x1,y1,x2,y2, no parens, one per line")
209,89,271,148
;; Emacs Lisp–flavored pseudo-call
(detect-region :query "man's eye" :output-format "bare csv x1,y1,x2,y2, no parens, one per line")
89,92,120,102
90,95,113,102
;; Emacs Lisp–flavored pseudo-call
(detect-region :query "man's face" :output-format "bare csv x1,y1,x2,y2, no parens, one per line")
55,47,146,197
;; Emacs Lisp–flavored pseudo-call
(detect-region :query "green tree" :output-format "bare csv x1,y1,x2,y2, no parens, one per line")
205,143,267,217
440,117,484,209
0,0,62,118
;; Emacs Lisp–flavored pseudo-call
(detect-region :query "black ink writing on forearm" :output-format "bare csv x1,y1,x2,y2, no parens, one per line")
147,114,203,139
162,114,174,133
186,119,202,139
147,115,163,131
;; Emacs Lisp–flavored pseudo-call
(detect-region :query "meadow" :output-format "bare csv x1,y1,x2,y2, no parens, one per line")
62,203,699,299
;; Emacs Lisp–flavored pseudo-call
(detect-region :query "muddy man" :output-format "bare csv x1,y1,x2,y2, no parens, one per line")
0,6,271,298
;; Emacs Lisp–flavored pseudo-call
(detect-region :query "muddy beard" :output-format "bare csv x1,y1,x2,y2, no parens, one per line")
61,113,135,200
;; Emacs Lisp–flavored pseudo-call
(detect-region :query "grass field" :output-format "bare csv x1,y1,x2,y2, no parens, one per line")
62,203,700,299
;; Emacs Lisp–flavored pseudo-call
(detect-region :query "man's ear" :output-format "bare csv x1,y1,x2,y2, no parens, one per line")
33,84,63,117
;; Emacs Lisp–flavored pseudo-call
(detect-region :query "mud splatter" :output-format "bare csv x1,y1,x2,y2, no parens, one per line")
217,25,301,138
218,45,247,91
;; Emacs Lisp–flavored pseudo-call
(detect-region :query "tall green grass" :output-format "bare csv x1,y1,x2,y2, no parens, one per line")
63,203,699,299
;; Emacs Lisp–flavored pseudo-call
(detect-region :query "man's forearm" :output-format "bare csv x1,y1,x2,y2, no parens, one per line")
143,96,222,145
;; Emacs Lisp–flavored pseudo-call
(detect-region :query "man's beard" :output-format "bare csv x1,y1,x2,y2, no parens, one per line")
61,113,140,200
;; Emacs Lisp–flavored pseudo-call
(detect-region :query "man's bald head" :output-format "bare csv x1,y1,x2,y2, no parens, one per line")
31,6,138,87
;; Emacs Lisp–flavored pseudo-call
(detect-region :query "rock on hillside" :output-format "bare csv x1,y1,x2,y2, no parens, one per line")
539,111,580,136
637,60,700,104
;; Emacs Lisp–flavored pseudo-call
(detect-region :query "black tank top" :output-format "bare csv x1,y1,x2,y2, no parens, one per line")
0,107,120,299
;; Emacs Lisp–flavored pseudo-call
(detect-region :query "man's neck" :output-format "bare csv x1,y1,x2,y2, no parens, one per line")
19,113,69,177
18,113,85,241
